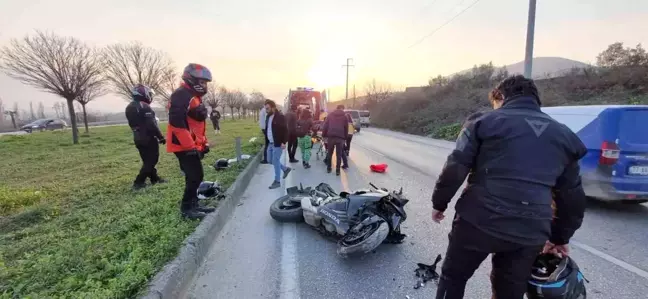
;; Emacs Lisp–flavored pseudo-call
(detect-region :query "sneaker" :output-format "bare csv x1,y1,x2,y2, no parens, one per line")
132,182,147,191
269,181,281,189
327,167,332,173
304,163,311,169
336,170,341,176
151,178,168,185
196,206,216,213
283,167,292,179
181,209,207,220
341,165,349,170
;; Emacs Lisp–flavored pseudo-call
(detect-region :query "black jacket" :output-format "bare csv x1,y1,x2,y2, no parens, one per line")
125,100,163,146
210,110,221,121
265,111,288,146
296,117,313,138
285,111,298,134
431,96,587,246
322,109,348,139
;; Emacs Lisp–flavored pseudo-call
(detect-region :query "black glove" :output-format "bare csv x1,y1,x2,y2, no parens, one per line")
158,137,166,145
202,145,210,155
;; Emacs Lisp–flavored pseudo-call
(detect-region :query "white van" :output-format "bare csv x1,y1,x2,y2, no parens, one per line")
359,110,370,127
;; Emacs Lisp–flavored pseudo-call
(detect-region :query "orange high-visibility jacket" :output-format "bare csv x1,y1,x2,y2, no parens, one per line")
166,84,208,153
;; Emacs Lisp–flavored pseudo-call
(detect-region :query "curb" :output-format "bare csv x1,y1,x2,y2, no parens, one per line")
140,150,262,299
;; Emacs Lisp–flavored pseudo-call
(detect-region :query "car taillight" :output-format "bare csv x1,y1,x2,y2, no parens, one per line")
599,141,620,165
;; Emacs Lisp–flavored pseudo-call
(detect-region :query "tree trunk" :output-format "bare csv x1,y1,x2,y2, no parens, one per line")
10,114,16,129
230,107,234,120
66,99,79,144
82,104,89,133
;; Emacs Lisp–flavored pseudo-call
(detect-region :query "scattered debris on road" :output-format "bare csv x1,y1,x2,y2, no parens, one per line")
413,254,442,289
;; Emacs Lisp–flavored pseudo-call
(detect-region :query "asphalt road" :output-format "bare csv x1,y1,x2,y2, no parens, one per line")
184,127,648,299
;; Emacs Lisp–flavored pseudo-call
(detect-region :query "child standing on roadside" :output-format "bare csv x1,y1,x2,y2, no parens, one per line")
296,109,314,169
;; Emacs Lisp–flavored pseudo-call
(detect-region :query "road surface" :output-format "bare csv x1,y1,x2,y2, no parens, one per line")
184,127,648,299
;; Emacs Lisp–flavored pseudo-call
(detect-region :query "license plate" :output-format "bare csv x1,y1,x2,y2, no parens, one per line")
628,166,648,175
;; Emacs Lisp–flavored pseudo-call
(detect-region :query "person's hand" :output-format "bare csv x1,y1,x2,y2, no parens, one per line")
431,209,445,223
158,137,166,145
281,143,286,149
542,241,570,257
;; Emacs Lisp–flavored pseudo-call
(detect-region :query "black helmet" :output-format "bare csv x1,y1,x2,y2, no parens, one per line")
213,158,229,171
182,63,212,96
132,84,154,103
197,181,222,200
527,254,586,299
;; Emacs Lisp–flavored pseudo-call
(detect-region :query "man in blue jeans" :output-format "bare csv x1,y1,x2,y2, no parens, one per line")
264,99,292,189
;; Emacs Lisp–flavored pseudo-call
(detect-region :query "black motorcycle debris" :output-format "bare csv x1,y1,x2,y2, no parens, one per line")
414,254,443,289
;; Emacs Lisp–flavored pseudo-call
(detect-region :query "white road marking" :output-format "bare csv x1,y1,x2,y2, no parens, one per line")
571,240,648,280
279,151,301,299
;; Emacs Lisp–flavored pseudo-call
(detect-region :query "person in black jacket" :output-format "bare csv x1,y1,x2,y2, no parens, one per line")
264,100,292,189
431,75,587,299
322,105,350,175
285,104,299,163
125,84,167,190
296,108,314,169
209,108,221,135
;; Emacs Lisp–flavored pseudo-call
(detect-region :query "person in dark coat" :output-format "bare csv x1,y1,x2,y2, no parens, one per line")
285,104,299,163
264,100,292,189
431,75,587,299
209,108,221,135
322,104,349,175
125,84,167,190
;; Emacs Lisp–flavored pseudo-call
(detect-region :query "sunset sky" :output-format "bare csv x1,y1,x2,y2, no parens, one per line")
1,0,647,114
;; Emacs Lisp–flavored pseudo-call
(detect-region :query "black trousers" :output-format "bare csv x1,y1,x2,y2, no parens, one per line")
134,140,160,184
262,129,269,162
325,137,348,170
436,216,543,299
345,135,353,153
175,151,204,211
287,133,298,160
211,119,220,130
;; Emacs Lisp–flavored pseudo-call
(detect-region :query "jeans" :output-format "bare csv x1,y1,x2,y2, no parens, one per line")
287,133,298,160
325,137,348,170
134,139,160,184
174,151,204,211
435,216,543,299
262,129,269,161
297,135,312,163
267,143,287,182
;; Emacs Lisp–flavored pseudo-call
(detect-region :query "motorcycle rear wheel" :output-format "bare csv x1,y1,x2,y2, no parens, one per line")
269,195,305,223
337,220,389,257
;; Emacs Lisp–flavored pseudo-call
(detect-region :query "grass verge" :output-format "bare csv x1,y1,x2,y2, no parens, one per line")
0,119,262,298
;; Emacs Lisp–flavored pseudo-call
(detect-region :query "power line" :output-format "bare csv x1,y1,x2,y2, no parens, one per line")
407,0,484,49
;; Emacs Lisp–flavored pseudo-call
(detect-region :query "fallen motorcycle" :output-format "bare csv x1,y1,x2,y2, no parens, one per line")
269,183,409,257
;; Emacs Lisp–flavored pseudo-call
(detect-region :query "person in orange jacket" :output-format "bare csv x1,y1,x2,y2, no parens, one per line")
167,63,214,220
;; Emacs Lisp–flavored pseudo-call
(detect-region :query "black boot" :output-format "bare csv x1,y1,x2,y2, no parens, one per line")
132,182,147,191
327,167,332,173
336,169,341,176
181,209,207,220
151,177,167,185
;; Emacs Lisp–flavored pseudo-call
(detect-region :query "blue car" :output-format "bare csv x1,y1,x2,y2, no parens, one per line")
542,105,648,204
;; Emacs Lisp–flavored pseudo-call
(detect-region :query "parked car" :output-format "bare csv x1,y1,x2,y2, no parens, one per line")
543,105,648,204
20,118,68,133
344,109,361,132
359,110,371,127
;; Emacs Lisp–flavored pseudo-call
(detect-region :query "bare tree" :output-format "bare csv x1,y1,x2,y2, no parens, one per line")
364,79,392,110
204,82,221,109
102,41,175,101
4,101,18,128
38,102,46,118
52,102,61,118
0,31,103,144
249,91,265,121
0,96,5,124
157,69,179,109
221,87,237,120
77,80,108,133
29,102,36,120
232,90,247,119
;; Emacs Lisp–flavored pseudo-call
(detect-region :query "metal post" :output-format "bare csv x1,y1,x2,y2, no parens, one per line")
523,0,537,79
235,137,242,162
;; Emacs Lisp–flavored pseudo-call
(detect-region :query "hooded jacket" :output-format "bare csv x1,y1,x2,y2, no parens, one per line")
322,109,348,139
431,95,587,246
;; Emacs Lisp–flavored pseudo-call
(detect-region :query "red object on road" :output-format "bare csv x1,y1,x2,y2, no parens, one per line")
370,163,388,173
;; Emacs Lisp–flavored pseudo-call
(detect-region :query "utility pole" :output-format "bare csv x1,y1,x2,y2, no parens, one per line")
342,58,354,100
523,0,537,79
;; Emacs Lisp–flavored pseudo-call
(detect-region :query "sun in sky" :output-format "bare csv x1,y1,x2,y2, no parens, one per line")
306,45,356,90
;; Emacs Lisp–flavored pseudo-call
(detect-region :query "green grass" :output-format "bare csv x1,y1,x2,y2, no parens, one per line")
0,119,262,298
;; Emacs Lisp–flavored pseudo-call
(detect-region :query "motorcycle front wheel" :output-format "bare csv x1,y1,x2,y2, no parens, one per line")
269,195,305,223
337,220,389,257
